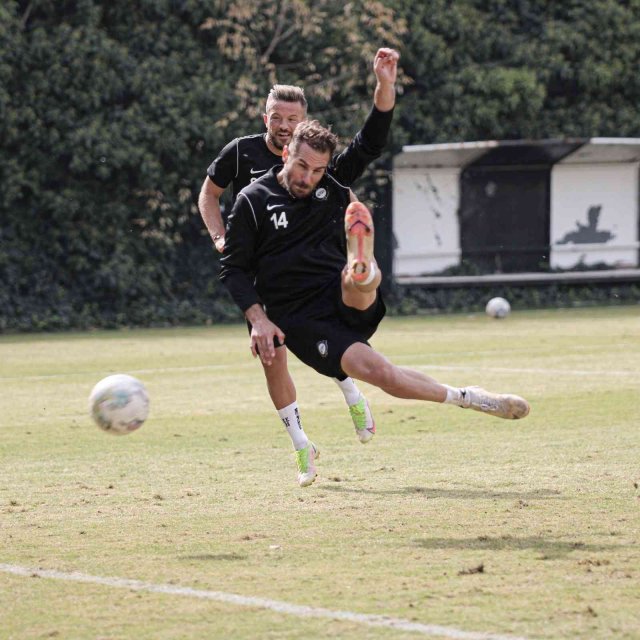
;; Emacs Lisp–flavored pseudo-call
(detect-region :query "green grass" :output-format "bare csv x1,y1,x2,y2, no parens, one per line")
1,306,639,639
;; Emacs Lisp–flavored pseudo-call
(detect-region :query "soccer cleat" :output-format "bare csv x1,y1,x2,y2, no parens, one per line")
295,441,319,487
460,386,530,420
345,201,375,283
349,394,376,443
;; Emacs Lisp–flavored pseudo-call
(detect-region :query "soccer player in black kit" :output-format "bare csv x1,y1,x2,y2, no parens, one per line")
220,49,530,487
199,85,308,254
201,51,399,466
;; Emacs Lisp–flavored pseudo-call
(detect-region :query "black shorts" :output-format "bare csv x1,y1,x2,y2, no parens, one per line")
274,283,386,379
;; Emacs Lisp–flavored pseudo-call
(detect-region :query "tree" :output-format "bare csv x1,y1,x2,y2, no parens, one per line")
391,0,640,143
0,0,407,330
3,0,639,330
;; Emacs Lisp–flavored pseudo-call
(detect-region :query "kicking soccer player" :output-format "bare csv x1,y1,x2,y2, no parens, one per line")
200,53,393,457
220,60,530,487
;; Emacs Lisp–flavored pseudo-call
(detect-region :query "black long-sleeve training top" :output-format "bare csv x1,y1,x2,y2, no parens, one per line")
219,106,393,323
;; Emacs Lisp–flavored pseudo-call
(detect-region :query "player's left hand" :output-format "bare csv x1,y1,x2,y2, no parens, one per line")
373,48,399,85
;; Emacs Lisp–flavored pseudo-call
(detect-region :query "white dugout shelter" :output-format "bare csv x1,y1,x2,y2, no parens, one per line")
392,139,640,281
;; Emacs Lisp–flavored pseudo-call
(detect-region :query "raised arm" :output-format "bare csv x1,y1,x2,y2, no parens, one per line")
373,48,399,112
328,48,399,186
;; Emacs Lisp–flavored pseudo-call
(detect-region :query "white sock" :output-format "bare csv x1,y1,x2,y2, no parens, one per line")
278,401,308,450
360,262,377,286
333,377,361,406
443,385,463,406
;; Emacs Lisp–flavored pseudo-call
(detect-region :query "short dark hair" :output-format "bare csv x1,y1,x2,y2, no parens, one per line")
265,85,307,113
289,120,338,156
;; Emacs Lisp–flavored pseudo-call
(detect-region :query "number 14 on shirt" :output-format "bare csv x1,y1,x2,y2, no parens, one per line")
270,211,289,229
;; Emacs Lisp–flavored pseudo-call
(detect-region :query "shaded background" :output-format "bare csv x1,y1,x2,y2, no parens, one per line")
1,0,639,330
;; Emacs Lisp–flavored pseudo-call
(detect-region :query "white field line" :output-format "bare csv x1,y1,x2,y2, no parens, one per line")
0,563,527,640
1,362,638,382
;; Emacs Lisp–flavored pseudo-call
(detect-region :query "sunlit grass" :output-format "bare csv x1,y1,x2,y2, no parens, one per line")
1,306,639,639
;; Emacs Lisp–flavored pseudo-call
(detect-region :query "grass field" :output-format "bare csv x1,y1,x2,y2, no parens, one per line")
1,306,639,639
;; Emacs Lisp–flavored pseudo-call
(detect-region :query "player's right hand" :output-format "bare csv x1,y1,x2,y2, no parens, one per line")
250,318,285,367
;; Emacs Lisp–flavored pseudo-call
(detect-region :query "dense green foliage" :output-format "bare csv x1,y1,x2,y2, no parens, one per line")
395,0,640,143
1,0,639,331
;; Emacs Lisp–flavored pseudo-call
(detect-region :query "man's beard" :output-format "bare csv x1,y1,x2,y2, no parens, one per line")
268,130,289,151
281,170,310,199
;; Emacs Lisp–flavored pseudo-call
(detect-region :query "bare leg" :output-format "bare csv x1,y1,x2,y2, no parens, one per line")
341,343,447,402
339,204,529,420
261,345,296,409
260,347,319,486
341,343,529,419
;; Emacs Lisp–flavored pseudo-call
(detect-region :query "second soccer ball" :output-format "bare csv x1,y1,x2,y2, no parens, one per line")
485,297,511,319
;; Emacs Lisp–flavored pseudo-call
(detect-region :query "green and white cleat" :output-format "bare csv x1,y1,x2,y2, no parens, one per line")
295,441,319,487
349,394,376,443
460,386,530,420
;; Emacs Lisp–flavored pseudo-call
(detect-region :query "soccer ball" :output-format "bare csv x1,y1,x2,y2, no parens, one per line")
485,296,511,319
89,374,149,435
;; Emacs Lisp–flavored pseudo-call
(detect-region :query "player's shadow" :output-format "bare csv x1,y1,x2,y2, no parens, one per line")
413,535,623,559
321,485,566,501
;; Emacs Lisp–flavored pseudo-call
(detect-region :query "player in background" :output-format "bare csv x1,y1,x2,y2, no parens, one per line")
198,55,391,452
199,85,307,254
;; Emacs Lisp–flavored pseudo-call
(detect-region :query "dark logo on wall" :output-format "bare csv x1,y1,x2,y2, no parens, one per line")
556,205,615,245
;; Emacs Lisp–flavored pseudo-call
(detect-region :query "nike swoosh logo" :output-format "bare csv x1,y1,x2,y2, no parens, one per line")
249,168,267,175
266,203,283,210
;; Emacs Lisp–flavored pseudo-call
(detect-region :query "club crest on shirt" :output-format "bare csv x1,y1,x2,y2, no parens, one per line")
316,340,329,358
313,187,328,201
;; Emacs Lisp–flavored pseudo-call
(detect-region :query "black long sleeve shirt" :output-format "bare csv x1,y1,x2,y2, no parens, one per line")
219,106,393,324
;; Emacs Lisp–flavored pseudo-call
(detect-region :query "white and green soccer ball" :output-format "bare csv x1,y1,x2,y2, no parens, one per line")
485,296,511,319
89,374,149,435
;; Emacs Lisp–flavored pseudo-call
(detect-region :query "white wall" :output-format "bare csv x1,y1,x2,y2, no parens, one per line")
392,168,461,275
550,163,639,269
